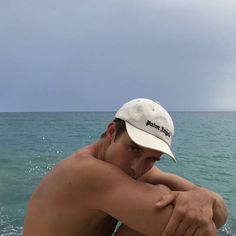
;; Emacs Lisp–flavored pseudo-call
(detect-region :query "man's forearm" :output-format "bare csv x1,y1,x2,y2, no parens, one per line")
150,172,196,191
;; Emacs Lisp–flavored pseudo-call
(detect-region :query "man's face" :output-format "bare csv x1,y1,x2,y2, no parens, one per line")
105,126,162,179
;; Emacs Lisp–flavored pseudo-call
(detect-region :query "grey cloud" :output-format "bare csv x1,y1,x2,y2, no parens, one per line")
0,0,236,111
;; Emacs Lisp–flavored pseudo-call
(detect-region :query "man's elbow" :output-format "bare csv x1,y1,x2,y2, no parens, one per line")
214,205,228,229
213,194,228,229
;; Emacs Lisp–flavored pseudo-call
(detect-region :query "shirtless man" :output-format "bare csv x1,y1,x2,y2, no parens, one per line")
23,98,228,236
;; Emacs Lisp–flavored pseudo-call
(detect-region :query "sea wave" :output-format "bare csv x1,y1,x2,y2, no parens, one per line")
218,224,236,236
0,226,22,236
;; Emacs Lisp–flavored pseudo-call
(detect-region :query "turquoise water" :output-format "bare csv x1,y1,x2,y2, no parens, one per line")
0,112,235,235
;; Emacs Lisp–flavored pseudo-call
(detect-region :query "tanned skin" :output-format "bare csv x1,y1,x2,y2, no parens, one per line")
23,122,227,236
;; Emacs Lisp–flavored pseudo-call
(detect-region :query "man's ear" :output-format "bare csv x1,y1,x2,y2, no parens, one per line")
106,122,116,141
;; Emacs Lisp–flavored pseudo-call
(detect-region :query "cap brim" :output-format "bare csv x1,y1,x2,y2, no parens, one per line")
125,122,176,163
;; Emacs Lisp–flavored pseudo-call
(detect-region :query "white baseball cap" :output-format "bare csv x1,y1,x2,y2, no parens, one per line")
115,98,176,163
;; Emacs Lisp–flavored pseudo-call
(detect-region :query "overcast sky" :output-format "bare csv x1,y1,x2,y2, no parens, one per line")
0,0,236,111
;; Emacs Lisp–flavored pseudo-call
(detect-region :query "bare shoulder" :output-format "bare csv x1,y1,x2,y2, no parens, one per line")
44,151,132,199
61,151,130,184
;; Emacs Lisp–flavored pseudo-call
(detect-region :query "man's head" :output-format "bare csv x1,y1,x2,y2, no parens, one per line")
101,98,176,179
114,98,176,163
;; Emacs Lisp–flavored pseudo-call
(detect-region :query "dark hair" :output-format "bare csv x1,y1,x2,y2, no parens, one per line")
100,118,126,140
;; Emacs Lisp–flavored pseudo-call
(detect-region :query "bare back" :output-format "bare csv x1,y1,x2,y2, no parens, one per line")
23,148,118,236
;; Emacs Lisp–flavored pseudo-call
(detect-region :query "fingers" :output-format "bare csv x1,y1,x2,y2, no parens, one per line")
180,211,211,236
159,189,216,236
178,216,216,236
175,218,199,236
155,192,177,208
161,207,210,236
167,210,201,236
184,225,205,236
202,222,217,236
192,227,206,236
162,219,215,236
160,209,181,236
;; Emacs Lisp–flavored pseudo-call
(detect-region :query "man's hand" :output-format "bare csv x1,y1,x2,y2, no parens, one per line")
155,186,217,236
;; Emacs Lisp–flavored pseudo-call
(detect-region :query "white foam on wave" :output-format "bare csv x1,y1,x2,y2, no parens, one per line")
0,225,23,236
218,224,236,236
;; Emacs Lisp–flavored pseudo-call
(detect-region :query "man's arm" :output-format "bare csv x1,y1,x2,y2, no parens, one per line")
140,166,228,229
76,156,174,236
139,166,195,190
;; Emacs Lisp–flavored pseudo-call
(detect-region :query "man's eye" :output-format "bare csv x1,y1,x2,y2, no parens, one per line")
131,146,139,152
148,157,159,162
130,146,140,154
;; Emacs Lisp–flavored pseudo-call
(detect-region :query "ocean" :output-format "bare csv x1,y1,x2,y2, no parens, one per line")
0,112,235,236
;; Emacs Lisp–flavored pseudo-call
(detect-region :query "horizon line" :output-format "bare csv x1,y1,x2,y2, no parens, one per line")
0,110,236,113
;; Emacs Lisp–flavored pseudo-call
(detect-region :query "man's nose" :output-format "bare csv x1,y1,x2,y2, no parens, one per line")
130,159,143,178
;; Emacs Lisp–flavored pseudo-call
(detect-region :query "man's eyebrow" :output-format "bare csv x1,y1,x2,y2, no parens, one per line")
128,141,144,151
129,141,161,161
129,140,142,149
